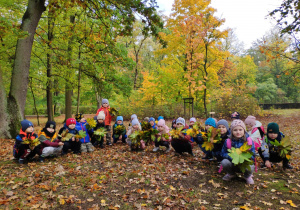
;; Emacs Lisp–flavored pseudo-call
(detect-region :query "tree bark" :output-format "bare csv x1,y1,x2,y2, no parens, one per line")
76,44,82,114
0,66,11,138
47,13,54,121
6,0,46,138
65,15,75,120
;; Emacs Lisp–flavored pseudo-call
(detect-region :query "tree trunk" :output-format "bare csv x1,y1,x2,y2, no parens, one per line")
76,45,82,114
0,66,11,138
65,15,75,120
7,0,46,138
47,13,54,121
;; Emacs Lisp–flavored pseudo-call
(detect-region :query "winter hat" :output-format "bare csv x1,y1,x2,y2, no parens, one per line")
205,118,216,128
66,118,76,127
97,111,105,120
102,99,109,105
131,114,137,120
189,117,196,123
245,116,256,127
267,122,279,134
231,111,240,119
144,117,149,121
116,116,123,122
149,117,155,122
158,116,164,121
176,117,185,126
216,119,229,131
157,119,166,127
231,119,246,131
75,113,83,122
132,118,139,126
45,121,56,130
21,120,34,132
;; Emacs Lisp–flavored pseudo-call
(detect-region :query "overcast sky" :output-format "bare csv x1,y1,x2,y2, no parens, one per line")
156,0,283,49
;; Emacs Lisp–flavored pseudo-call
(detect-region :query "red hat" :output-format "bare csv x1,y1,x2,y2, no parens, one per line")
66,118,76,127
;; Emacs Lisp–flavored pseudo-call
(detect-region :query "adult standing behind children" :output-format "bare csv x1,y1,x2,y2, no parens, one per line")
96,99,113,146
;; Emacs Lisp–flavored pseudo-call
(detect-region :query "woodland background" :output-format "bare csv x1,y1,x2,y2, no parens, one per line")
0,0,300,138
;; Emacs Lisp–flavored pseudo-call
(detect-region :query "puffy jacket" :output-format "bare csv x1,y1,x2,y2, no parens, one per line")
221,137,255,161
14,130,38,149
260,132,285,161
96,106,112,126
58,124,78,141
75,121,92,143
247,120,264,150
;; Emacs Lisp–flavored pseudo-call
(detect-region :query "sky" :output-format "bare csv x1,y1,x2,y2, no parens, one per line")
156,0,283,49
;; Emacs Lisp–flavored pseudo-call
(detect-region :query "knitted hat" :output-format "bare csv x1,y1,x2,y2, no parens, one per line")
116,116,123,122
102,99,109,105
216,119,229,131
97,111,105,120
66,118,76,127
189,117,196,123
75,113,83,122
158,116,164,121
245,115,256,127
176,117,185,126
205,118,216,128
131,114,137,120
45,121,56,130
21,120,34,132
231,111,240,119
231,119,246,131
144,117,149,121
157,119,166,127
132,118,139,126
149,117,155,122
267,122,279,134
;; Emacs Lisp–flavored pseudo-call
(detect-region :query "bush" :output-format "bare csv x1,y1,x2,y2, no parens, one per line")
60,106,98,115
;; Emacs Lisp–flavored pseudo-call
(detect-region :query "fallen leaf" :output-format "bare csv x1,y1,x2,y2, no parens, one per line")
87,198,94,202
59,198,65,205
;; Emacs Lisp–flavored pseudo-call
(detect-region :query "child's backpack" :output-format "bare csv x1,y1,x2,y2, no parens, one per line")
252,126,265,138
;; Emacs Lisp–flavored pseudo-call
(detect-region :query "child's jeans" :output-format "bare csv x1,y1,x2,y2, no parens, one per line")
41,146,63,157
221,159,254,178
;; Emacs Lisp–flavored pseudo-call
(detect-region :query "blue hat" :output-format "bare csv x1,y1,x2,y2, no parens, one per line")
132,118,139,126
149,117,155,122
158,116,164,121
205,118,216,128
216,119,229,131
21,120,33,132
116,116,123,122
102,99,109,105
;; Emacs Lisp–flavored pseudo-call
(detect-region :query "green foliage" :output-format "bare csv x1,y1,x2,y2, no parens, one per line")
114,125,126,136
75,130,86,139
22,138,40,148
228,142,254,173
94,127,107,138
255,78,279,103
269,137,292,159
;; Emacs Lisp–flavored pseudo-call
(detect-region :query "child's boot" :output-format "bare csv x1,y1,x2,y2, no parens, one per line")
222,173,236,181
244,175,254,185
283,159,293,169
153,147,159,152
18,158,25,164
39,156,45,163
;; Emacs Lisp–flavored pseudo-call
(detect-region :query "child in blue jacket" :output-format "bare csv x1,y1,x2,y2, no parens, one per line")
112,116,127,144
75,113,94,153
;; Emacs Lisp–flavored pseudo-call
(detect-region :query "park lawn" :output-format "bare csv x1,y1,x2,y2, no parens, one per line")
0,110,299,209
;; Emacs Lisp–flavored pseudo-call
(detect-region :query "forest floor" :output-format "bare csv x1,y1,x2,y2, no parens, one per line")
0,110,300,209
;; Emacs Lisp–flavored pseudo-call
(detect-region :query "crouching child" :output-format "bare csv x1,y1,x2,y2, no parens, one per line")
153,119,171,153
58,118,81,154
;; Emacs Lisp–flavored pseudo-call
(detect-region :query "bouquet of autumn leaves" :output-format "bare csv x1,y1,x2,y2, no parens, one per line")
129,122,159,147
22,138,40,148
60,129,86,141
269,137,292,160
169,126,187,141
228,141,254,173
186,122,203,138
108,107,119,117
201,127,222,151
84,118,106,141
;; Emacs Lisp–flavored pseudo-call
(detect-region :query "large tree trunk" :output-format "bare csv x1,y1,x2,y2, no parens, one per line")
6,0,46,138
47,13,54,121
65,15,75,120
76,45,82,114
0,67,11,138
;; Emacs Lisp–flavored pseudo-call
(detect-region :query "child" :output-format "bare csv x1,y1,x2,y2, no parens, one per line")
221,120,255,184
196,118,216,160
96,99,113,146
153,119,171,153
158,116,164,121
171,117,194,156
143,117,150,122
171,119,177,130
75,113,94,153
214,120,230,162
149,117,157,129
245,116,264,151
189,117,196,128
231,111,240,119
38,121,64,162
13,120,40,164
112,116,127,144
259,123,293,169
58,118,81,154
92,111,106,148
126,118,145,151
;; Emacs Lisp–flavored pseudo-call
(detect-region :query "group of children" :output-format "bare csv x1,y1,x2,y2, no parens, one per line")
13,100,293,185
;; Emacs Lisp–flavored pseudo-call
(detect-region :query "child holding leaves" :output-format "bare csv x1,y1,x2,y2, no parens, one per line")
13,120,41,164
75,113,94,153
92,111,107,148
221,120,255,184
213,119,230,162
259,123,293,169
153,119,171,153
112,116,127,144
126,118,145,151
96,99,113,146
170,117,194,156
58,118,81,155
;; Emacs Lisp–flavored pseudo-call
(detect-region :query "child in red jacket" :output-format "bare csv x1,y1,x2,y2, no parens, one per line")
96,99,113,145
